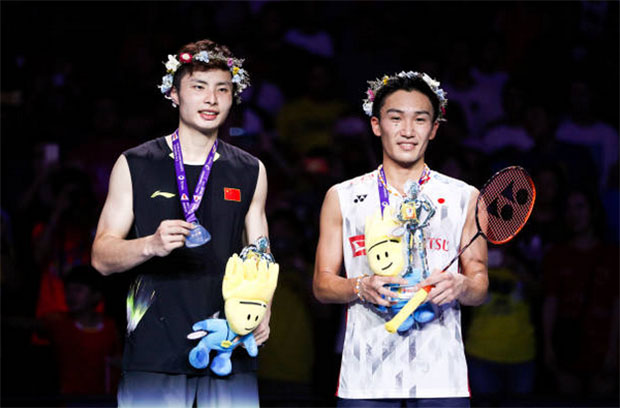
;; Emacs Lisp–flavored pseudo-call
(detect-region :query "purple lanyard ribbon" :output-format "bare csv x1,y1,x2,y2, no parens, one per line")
171,129,218,224
377,165,430,217
378,166,391,217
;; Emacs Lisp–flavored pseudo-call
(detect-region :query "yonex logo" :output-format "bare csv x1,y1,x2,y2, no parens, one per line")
353,194,367,204
487,181,530,221
151,190,176,199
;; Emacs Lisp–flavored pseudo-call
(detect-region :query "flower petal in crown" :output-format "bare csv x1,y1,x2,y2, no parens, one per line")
158,74,174,95
232,68,246,84
179,52,193,64
165,55,181,73
194,51,209,63
362,101,373,116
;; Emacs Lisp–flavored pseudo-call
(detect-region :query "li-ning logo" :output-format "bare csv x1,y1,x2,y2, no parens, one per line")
151,190,176,199
353,194,367,204
348,235,366,257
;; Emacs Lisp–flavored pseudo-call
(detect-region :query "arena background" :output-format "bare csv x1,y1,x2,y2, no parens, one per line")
1,1,618,407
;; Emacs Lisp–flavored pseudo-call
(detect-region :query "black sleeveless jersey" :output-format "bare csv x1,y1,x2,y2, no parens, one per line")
121,136,259,374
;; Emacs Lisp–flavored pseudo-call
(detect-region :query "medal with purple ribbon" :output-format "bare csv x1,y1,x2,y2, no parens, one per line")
172,129,217,248
377,164,430,215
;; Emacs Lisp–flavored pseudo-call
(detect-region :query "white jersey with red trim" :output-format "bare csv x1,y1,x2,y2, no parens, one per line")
336,168,475,399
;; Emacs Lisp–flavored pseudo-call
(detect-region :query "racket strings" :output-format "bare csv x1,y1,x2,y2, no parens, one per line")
477,167,536,244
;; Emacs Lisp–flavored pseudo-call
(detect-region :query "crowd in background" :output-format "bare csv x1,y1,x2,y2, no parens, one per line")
1,1,618,407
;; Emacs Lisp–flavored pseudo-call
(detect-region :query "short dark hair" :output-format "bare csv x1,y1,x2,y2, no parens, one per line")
172,39,236,93
372,75,441,121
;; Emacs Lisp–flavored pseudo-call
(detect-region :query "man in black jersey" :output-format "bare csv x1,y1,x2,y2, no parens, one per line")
92,39,270,407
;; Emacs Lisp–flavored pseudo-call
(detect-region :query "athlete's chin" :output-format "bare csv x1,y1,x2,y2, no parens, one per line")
195,122,222,135
391,155,422,168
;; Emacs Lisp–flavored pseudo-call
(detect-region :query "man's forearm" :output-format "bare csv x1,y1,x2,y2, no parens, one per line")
92,235,155,275
313,271,356,304
457,271,488,306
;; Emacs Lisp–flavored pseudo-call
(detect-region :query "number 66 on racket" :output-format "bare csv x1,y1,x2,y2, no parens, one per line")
385,166,536,333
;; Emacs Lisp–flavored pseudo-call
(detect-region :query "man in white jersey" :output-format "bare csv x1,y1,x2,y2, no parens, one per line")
313,72,488,407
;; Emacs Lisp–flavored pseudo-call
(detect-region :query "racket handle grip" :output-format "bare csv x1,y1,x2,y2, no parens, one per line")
385,287,431,333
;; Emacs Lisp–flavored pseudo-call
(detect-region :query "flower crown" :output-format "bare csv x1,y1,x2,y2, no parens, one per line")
362,71,448,121
157,50,250,104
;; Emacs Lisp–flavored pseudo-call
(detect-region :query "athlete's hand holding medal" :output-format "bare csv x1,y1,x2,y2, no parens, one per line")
148,219,197,256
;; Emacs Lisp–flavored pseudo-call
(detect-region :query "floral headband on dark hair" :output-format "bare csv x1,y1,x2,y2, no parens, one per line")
363,71,447,121
158,50,250,104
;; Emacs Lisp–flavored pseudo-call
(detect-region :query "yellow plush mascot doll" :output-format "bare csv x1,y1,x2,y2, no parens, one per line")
188,237,278,376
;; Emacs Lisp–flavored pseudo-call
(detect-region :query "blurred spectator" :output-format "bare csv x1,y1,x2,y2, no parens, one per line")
41,265,121,397
555,80,619,190
466,247,537,406
442,40,486,140
248,1,290,85
470,33,510,130
479,78,534,154
3,266,121,403
67,97,135,203
258,209,315,405
601,161,619,244
522,103,597,188
433,149,487,188
1,208,19,295
542,188,619,399
283,3,334,58
331,115,378,180
223,79,285,157
516,164,566,272
494,2,544,70
276,60,348,159
30,166,100,334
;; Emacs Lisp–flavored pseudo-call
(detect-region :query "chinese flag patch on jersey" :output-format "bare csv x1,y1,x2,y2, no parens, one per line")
224,188,241,202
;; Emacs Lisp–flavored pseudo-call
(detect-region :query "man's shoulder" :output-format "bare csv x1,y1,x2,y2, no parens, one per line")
123,137,167,161
218,140,259,167
429,170,475,192
334,169,377,192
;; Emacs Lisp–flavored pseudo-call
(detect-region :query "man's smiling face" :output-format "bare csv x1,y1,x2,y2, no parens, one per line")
170,68,234,136
371,89,438,168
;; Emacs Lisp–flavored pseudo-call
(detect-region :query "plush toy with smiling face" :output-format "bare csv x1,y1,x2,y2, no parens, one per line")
365,207,406,278
188,238,278,376
222,254,278,335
